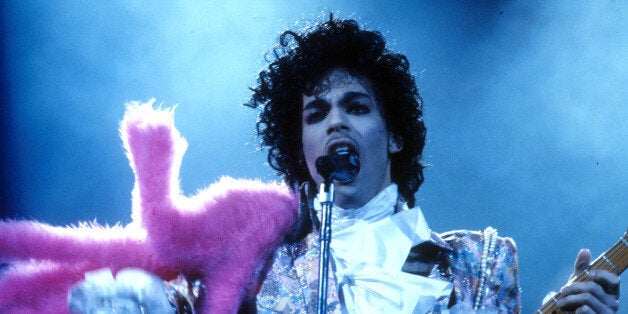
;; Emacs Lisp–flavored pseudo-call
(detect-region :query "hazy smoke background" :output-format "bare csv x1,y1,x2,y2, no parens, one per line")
2,1,626,311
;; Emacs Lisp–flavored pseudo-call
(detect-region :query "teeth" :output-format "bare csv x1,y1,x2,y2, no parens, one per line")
334,145,351,155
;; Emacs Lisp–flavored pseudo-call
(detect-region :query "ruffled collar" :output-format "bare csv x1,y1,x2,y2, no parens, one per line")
312,183,453,313
314,183,398,233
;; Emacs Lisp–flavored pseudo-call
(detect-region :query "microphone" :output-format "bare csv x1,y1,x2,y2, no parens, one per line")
315,151,360,183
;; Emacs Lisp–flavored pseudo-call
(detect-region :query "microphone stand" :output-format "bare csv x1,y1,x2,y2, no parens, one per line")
317,178,334,314
314,152,359,313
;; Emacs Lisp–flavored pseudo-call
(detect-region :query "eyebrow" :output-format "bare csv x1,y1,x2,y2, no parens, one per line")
303,91,373,111
302,98,327,111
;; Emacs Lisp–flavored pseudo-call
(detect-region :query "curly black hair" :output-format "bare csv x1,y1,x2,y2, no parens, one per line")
246,16,426,207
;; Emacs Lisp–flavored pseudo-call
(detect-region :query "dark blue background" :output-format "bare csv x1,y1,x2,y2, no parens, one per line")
2,1,626,311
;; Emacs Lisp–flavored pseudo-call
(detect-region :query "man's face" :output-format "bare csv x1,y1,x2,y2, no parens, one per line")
301,68,401,209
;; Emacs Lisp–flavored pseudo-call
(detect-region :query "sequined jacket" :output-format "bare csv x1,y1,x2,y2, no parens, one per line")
245,189,521,313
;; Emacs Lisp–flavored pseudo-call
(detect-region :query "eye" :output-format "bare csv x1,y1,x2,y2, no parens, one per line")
347,102,370,115
304,109,327,124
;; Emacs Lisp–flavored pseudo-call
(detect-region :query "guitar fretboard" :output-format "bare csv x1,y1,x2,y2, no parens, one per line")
535,231,627,314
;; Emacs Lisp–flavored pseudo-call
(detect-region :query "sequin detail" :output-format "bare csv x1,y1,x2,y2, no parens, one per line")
255,228,520,313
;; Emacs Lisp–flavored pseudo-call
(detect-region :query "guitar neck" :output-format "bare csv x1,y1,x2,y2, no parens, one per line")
535,230,627,314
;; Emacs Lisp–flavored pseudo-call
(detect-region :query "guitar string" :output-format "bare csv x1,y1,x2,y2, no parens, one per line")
574,239,626,282
598,240,627,275
608,243,627,273
537,235,626,313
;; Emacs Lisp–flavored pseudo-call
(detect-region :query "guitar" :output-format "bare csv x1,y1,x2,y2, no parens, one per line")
535,229,627,313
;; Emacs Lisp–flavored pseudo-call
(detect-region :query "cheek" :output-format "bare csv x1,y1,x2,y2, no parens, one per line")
367,124,389,146
301,123,326,155
301,126,328,183
301,142,315,165
301,130,317,167
301,142,322,183
301,129,313,159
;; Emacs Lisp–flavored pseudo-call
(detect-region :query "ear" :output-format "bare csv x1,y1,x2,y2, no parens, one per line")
388,134,403,154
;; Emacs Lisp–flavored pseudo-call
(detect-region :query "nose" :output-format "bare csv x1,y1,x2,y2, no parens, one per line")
326,107,349,134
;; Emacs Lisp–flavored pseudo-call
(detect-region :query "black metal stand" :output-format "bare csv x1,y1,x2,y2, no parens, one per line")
314,152,360,313
316,180,334,314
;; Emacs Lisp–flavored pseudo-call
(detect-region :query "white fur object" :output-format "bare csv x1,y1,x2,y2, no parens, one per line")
68,268,172,314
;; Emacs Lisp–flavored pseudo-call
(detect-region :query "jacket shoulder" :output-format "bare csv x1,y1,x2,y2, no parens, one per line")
439,229,517,255
438,228,521,312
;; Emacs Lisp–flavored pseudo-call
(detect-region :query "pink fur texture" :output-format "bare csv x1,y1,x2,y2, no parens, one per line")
0,100,298,313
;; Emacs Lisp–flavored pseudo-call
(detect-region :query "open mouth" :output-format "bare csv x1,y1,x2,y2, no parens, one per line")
327,141,358,157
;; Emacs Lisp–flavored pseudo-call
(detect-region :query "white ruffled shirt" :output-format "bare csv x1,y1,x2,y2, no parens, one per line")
314,184,453,313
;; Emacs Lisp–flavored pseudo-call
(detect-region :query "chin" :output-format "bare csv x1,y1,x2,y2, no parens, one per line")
330,185,362,209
